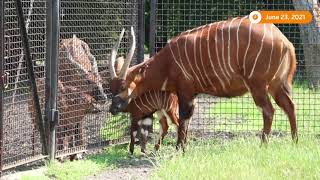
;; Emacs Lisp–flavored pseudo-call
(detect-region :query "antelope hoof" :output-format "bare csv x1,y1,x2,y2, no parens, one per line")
129,143,134,155
260,132,269,147
176,144,180,151
57,156,66,162
129,148,134,155
154,144,160,151
141,149,148,157
141,148,147,154
292,133,298,144
176,142,185,152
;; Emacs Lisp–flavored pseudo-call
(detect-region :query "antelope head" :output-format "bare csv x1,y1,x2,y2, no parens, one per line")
108,27,139,115
60,35,108,103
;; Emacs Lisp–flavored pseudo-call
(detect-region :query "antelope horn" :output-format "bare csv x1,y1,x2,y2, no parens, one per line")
119,26,136,80
110,28,125,79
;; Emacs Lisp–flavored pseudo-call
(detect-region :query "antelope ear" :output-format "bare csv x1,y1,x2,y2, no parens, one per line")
134,64,148,81
134,73,143,82
138,64,148,77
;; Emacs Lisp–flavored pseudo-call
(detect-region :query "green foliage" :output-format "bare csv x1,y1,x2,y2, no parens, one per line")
151,136,320,180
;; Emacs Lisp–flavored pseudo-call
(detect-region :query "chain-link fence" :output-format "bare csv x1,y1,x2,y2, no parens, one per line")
55,0,140,158
0,0,141,173
1,0,320,174
1,0,47,171
150,0,320,138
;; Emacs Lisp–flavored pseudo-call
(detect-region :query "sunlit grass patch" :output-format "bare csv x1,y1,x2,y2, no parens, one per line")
100,114,130,140
45,160,104,180
151,136,320,180
21,175,50,180
43,144,135,180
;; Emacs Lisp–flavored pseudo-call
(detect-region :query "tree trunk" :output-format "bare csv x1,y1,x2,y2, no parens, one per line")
292,0,320,89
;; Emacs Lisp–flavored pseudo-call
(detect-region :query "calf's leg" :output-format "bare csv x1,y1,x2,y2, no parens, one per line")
129,120,139,154
155,114,169,151
139,116,153,154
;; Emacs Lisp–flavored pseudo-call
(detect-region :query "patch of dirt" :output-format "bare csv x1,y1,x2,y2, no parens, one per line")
86,155,154,180
86,165,152,180
1,167,46,180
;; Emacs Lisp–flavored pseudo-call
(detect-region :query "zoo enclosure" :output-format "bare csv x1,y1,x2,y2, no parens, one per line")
149,0,320,137
0,0,320,174
0,0,144,173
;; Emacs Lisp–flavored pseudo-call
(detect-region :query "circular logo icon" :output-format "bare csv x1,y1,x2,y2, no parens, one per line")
249,11,262,24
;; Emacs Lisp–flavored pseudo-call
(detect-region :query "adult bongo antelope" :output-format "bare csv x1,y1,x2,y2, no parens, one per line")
109,16,298,150
109,29,179,154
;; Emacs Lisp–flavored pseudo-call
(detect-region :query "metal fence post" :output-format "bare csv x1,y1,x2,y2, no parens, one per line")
138,0,145,63
46,0,60,161
149,0,157,57
14,0,48,155
0,0,4,176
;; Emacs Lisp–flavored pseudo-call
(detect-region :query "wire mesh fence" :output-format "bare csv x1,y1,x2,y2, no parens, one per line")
0,0,141,172
55,0,140,158
151,0,320,138
1,0,320,174
1,0,46,170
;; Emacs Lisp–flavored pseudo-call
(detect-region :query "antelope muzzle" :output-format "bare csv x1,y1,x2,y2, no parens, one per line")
109,96,128,115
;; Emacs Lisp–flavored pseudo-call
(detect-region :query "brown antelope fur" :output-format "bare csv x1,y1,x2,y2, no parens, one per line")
59,34,108,101
126,90,179,154
109,17,297,151
29,36,105,159
109,32,179,154
29,79,97,151
57,35,107,152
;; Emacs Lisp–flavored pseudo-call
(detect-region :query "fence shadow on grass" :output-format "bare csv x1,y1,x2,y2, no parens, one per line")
86,144,154,169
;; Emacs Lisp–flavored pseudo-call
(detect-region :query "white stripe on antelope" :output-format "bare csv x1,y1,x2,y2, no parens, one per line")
128,90,179,154
110,17,298,152
184,31,206,90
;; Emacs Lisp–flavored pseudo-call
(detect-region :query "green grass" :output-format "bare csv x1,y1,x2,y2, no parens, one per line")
45,160,104,180
21,144,135,180
19,136,320,180
18,144,131,180
100,114,130,140
21,175,51,180
151,136,320,180
208,84,320,133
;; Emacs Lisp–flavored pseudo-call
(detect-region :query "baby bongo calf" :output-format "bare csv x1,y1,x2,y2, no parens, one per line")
107,28,179,154
125,90,179,154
